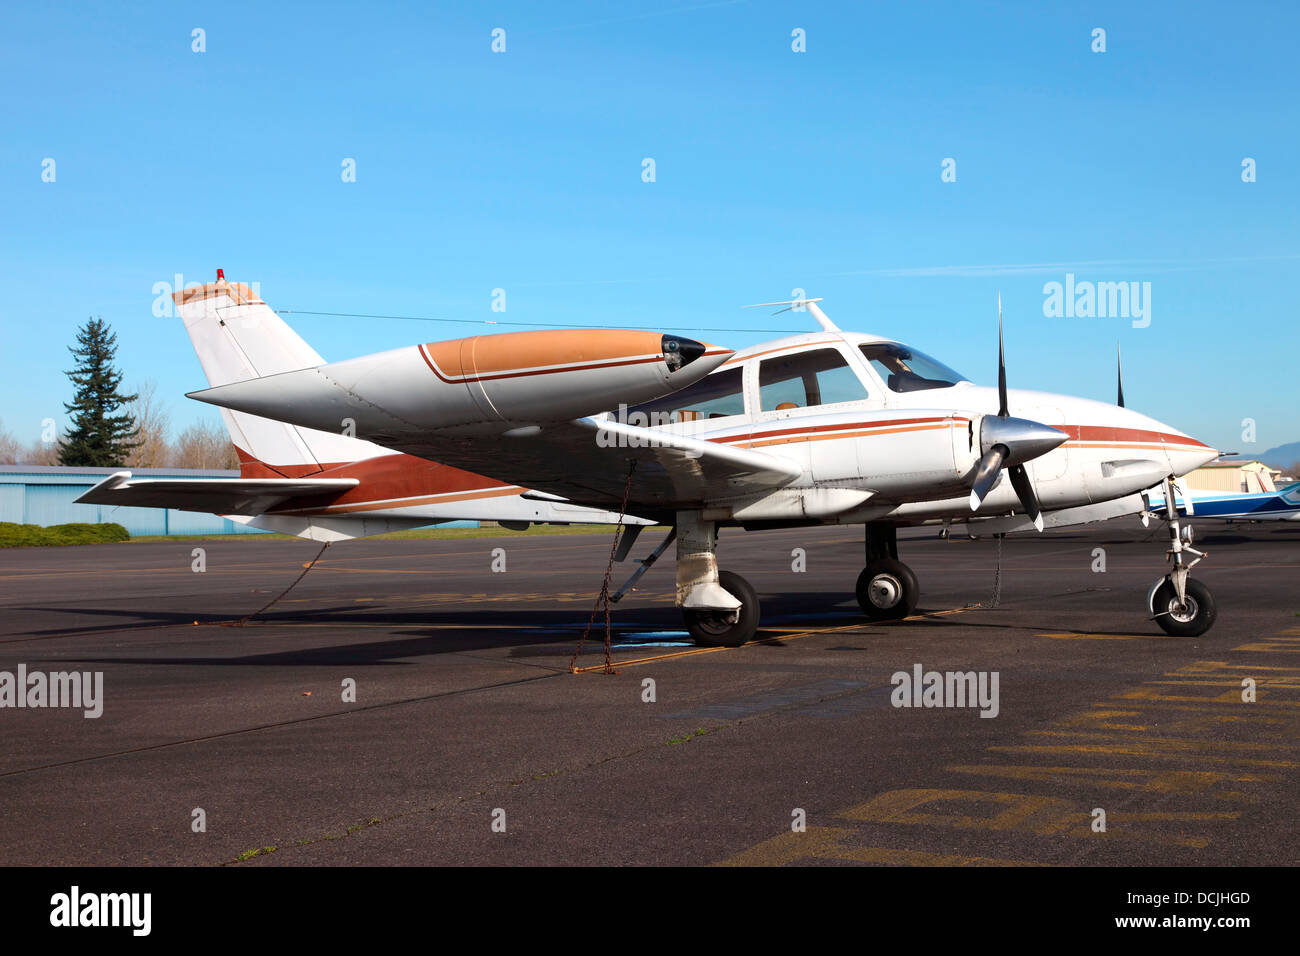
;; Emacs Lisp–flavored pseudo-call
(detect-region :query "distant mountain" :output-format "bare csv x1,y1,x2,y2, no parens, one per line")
1260,441,1300,468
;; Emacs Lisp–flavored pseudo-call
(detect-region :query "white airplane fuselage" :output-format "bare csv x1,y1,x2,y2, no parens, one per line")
590,329,1215,529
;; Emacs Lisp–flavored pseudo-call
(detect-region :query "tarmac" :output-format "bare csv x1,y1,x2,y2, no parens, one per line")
1,519,1297,866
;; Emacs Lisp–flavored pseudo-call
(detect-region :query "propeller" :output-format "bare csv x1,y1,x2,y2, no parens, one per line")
967,295,1069,531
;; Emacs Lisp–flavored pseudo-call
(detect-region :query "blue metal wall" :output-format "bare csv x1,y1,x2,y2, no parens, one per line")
0,467,264,535
0,466,478,536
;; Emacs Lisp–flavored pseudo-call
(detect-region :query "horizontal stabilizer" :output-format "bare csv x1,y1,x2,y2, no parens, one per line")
74,471,358,514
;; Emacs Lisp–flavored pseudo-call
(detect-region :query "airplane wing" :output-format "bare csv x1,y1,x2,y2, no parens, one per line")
377,417,803,517
75,471,359,514
959,494,1145,535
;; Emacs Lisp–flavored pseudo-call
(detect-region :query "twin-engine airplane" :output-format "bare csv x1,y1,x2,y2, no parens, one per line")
79,273,1221,642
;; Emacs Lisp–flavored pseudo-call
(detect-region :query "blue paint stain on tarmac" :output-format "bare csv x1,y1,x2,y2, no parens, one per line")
611,631,693,648
526,625,693,647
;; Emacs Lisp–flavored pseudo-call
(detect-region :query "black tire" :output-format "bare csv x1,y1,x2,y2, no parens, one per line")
683,570,760,647
856,558,920,621
1151,576,1217,637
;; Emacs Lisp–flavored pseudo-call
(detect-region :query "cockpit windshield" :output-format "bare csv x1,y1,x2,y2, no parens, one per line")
859,343,967,393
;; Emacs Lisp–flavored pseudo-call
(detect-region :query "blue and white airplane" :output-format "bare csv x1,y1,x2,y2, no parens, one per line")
1150,481,1300,522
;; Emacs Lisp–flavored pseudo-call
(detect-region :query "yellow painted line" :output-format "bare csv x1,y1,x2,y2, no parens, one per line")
238,621,549,631
571,644,728,672
1147,677,1300,689
1038,632,1176,641
1115,687,1300,707
571,606,971,674
713,827,1044,867
989,743,1297,768
945,763,1276,792
1026,730,1297,752
1111,812,1241,822
1176,660,1300,673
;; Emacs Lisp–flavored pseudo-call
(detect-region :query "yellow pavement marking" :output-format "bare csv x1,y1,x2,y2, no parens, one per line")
1025,729,1297,752
1038,631,1176,640
713,827,1043,867
570,606,971,673
989,742,1297,768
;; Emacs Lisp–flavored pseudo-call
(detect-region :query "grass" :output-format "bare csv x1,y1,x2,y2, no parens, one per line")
0,521,130,548
666,727,712,746
235,846,277,861
127,523,658,544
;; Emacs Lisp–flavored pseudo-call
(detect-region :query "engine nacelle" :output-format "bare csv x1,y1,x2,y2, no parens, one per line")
192,328,731,438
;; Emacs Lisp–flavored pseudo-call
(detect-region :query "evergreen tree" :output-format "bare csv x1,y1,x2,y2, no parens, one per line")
58,317,140,466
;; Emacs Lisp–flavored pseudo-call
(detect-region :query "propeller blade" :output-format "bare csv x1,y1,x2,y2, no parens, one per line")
997,294,1008,417
968,445,1007,511
1008,463,1044,532
1116,344,1125,408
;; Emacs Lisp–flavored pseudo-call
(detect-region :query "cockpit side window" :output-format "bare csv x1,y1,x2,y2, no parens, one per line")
626,365,745,423
758,348,868,412
860,343,967,393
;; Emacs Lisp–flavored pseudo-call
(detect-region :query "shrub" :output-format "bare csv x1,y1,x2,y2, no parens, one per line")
0,522,130,548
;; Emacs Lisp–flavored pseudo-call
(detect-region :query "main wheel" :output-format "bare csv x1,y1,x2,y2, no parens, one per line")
1150,576,1217,637
683,570,760,647
856,558,919,621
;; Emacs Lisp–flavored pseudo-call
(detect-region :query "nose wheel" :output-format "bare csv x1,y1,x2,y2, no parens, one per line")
1145,476,1216,637
856,558,919,620
1148,575,1217,637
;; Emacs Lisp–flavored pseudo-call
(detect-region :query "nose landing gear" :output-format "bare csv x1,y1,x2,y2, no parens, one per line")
857,558,919,620
1146,476,1217,637
855,524,920,621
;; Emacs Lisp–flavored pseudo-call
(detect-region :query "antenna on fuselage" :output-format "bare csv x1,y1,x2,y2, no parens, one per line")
1116,343,1126,408
743,296,840,332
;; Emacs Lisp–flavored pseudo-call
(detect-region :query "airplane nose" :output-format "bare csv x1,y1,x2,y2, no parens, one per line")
1166,439,1220,476
662,334,709,371
1140,414,1218,477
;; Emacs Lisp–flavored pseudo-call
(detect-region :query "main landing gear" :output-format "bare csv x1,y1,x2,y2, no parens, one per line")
604,511,757,647
856,524,919,621
1146,476,1217,637
673,511,761,647
682,569,760,647
621,517,918,647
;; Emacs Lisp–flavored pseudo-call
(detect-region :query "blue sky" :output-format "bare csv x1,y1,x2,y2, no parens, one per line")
1,1,1296,455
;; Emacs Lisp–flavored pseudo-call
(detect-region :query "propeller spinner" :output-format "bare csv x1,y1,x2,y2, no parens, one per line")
967,296,1069,531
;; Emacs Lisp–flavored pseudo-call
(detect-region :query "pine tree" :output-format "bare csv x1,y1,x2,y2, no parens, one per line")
58,317,140,466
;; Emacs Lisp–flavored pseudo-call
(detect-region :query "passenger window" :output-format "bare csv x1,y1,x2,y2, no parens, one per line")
627,366,746,422
759,348,867,411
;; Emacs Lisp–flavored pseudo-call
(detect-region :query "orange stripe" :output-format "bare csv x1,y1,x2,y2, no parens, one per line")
721,339,840,366
746,423,951,448
743,415,963,444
